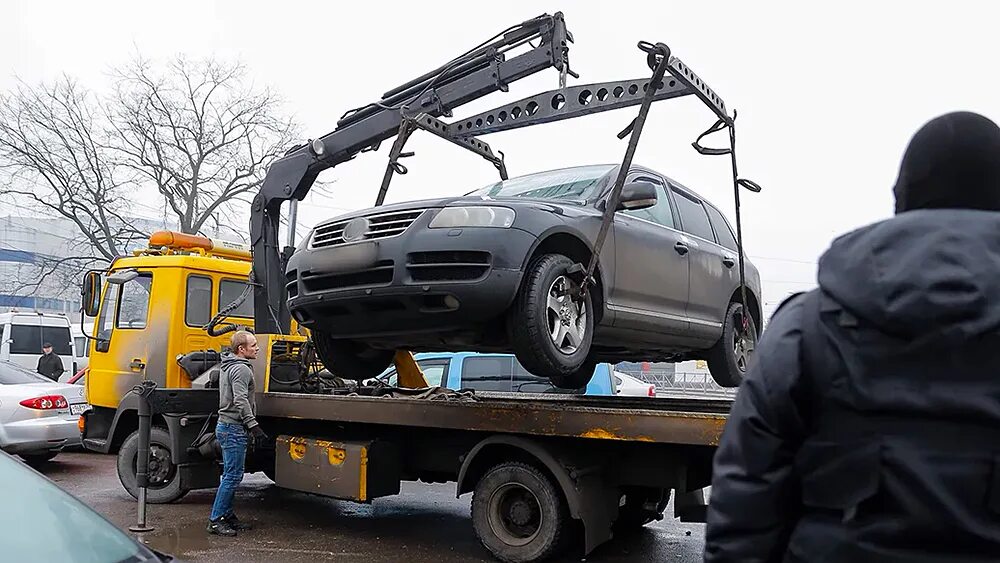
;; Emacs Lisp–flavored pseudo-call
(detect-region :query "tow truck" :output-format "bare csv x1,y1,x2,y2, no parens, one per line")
79,12,759,562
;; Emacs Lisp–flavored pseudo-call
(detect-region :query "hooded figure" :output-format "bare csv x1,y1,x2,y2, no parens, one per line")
704,112,1000,562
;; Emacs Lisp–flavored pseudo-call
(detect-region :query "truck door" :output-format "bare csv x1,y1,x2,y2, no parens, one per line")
86,272,155,410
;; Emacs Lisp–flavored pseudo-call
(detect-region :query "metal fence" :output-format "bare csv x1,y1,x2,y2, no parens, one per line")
613,362,738,400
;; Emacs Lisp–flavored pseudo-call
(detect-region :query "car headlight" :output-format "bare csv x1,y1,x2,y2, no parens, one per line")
428,206,515,229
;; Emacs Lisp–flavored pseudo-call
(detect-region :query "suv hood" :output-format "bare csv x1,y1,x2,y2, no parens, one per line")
315,195,586,226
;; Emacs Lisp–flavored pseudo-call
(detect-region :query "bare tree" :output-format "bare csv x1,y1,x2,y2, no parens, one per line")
109,55,299,236
0,76,148,298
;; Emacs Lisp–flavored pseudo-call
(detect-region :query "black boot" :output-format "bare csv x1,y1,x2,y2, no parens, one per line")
224,513,253,531
207,518,238,537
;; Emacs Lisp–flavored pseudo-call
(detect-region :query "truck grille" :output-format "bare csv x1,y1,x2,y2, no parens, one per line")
311,209,427,249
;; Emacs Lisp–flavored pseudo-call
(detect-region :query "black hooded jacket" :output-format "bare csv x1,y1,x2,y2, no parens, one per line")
704,209,1000,562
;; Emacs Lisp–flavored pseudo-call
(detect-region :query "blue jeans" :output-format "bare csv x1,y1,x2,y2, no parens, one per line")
209,422,247,522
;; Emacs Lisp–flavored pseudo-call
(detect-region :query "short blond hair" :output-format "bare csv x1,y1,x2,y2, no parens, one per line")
230,330,255,354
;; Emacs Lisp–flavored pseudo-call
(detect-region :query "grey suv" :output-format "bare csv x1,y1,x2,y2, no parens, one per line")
287,163,761,388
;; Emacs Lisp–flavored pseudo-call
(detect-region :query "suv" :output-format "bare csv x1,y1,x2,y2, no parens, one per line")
287,163,761,388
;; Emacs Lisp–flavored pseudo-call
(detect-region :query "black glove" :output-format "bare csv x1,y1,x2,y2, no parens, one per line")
249,425,268,442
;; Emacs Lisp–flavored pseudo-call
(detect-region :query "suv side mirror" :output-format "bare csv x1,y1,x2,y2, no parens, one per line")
81,271,102,318
616,181,658,211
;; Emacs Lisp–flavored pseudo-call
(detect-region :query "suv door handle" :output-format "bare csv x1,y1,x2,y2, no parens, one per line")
129,359,146,371
674,242,689,256
723,256,736,268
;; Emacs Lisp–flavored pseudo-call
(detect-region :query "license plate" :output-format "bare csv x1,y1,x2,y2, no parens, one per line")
70,403,91,416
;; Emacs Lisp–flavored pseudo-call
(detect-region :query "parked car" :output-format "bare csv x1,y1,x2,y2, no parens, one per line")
287,163,762,388
0,360,90,464
0,449,175,562
369,351,616,395
611,370,657,397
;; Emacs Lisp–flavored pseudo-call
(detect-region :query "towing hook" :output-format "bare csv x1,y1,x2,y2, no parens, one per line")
637,41,671,70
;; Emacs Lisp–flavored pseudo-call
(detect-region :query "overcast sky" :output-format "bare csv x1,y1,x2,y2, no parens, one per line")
6,1,1000,312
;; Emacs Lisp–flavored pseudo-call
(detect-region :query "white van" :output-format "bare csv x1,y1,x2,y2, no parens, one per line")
0,312,77,379
70,325,89,374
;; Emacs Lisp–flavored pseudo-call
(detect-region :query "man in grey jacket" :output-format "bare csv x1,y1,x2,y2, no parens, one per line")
207,330,268,537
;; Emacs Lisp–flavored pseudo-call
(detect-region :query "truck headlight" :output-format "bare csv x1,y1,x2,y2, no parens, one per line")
428,206,515,229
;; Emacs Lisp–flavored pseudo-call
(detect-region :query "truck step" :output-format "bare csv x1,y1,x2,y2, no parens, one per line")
83,438,109,452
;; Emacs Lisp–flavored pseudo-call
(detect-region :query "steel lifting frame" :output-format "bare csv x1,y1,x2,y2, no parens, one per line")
367,41,762,331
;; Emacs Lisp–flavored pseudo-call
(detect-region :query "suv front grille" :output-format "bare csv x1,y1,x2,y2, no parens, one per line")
407,251,492,282
311,209,427,249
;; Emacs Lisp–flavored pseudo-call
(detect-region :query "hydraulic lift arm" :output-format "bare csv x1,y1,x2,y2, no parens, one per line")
250,13,574,334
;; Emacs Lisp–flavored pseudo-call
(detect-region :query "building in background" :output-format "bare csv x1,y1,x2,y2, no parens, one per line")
0,215,177,321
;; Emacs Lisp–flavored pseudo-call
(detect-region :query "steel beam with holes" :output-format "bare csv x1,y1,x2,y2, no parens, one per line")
448,75,693,138
409,113,507,178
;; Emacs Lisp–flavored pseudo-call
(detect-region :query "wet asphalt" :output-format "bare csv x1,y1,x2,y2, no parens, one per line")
40,452,706,562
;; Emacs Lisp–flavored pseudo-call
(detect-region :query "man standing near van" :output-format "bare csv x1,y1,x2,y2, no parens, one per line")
207,330,268,537
36,343,64,381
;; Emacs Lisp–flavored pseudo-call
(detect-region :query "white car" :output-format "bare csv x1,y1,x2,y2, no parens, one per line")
0,361,89,464
612,370,657,397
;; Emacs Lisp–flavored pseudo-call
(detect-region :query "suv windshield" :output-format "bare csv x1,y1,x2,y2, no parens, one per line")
467,164,615,202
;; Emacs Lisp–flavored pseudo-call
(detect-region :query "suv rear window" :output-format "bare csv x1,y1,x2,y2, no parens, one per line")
705,204,739,251
672,188,717,243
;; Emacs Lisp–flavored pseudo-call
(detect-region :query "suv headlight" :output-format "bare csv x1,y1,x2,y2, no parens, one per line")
428,206,515,229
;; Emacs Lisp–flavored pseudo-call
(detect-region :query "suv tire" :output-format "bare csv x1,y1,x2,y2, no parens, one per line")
707,301,757,387
509,254,594,386
312,332,395,382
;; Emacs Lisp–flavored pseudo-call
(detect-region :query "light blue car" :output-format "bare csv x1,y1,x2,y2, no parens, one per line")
374,352,616,395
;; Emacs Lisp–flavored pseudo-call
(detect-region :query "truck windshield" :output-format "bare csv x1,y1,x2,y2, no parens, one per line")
467,164,615,202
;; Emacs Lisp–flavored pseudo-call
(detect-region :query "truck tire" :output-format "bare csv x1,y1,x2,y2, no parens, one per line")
312,331,395,382
509,254,594,387
471,461,571,563
707,301,757,387
614,487,670,531
117,427,189,504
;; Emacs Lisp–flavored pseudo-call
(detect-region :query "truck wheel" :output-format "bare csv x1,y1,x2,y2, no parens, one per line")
117,427,189,504
707,301,757,387
472,461,571,563
312,331,395,382
510,254,594,386
614,487,670,531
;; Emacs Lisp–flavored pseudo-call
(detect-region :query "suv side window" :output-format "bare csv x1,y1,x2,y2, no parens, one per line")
671,188,717,243
460,356,513,392
622,176,675,229
704,204,739,251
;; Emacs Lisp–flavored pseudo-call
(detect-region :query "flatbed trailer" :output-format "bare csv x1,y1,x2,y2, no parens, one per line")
138,384,729,561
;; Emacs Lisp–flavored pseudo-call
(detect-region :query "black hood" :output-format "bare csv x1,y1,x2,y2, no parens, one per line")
818,209,1000,340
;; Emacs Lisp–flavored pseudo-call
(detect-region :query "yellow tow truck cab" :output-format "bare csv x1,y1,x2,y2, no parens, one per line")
80,231,255,453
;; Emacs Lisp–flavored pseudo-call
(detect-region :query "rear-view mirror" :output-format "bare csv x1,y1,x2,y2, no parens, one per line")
617,181,658,211
81,271,102,317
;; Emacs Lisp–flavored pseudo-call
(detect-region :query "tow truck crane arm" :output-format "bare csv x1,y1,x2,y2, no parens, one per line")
250,13,574,334
250,12,761,338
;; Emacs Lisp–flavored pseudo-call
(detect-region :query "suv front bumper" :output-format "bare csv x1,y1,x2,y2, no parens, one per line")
286,221,537,339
